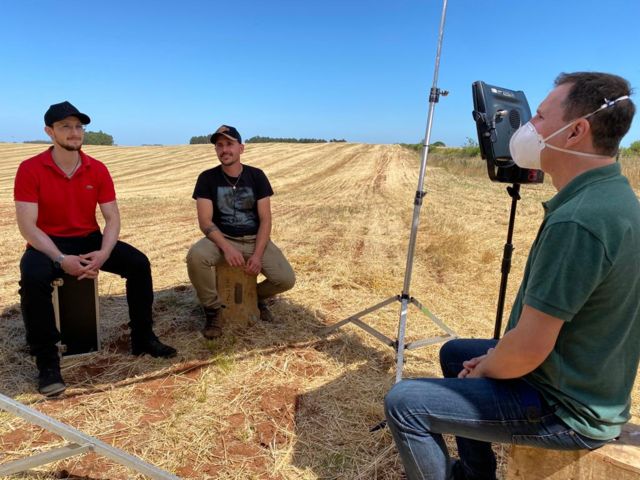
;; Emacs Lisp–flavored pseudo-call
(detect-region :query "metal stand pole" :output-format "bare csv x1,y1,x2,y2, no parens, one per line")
0,393,180,479
321,0,456,383
493,183,520,339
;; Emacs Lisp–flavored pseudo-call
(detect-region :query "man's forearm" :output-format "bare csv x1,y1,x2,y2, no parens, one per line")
18,224,63,260
471,305,562,379
16,202,65,261
100,219,120,256
253,219,271,258
472,330,545,379
202,223,234,252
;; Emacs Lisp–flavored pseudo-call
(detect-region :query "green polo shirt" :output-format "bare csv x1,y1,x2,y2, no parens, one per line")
507,162,640,440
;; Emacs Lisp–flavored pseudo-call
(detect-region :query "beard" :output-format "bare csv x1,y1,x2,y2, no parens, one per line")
219,154,239,166
60,143,82,152
50,130,83,151
58,140,82,151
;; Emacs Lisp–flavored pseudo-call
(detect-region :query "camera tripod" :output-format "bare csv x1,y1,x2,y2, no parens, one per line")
320,0,456,383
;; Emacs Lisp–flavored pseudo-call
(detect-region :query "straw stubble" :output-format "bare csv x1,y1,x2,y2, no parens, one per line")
0,142,638,479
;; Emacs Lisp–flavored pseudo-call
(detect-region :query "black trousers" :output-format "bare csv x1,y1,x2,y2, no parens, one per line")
19,231,155,358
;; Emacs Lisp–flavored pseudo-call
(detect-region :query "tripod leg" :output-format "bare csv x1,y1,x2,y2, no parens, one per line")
410,297,457,337
395,296,410,383
319,296,398,337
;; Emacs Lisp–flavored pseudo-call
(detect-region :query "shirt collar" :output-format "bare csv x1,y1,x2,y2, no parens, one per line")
543,162,621,215
42,146,92,170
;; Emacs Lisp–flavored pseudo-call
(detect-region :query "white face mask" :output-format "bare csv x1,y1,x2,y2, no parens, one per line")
509,95,630,170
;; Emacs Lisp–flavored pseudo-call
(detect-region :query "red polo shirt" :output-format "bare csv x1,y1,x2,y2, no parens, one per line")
14,147,116,237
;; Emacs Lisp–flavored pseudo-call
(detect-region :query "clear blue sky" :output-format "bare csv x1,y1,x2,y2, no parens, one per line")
1,0,639,146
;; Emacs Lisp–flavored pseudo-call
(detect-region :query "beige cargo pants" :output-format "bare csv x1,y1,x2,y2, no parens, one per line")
186,235,295,310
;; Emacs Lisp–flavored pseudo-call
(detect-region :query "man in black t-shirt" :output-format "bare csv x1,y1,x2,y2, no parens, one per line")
186,125,295,338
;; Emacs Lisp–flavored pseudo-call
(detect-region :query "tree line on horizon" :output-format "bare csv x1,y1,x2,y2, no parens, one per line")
189,135,347,144
404,138,640,157
23,130,114,146
18,133,640,154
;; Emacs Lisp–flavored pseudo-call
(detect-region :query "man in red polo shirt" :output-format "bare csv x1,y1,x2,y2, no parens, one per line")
14,101,177,396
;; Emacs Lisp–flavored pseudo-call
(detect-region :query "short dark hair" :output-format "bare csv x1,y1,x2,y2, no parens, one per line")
554,72,635,156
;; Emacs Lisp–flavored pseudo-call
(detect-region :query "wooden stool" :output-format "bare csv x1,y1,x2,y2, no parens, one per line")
51,274,100,357
505,423,640,479
215,264,259,328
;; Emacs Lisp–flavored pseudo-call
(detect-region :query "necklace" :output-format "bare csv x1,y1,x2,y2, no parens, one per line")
222,166,243,190
54,156,81,179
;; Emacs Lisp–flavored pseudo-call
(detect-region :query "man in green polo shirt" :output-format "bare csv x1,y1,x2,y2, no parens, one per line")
384,72,639,480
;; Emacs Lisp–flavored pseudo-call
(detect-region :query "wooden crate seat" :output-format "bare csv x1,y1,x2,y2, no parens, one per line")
505,423,640,480
215,264,259,328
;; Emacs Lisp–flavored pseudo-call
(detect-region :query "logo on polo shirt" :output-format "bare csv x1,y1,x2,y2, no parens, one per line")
85,185,94,190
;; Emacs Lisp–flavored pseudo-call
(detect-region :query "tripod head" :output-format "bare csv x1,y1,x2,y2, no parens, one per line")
472,81,544,184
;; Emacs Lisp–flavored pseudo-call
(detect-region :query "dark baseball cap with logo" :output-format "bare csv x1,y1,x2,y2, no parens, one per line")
44,101,91,126
210,125,242,144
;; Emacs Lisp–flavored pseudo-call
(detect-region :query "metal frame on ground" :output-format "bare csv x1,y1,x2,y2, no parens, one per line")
0,392,180,479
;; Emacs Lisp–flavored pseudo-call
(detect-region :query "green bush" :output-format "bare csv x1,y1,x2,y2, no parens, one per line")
84,130,114,146
628,140,640,154
190,135,211,144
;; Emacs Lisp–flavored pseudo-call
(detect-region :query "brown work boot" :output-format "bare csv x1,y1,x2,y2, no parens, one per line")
202,307,223,339
258,301,275,322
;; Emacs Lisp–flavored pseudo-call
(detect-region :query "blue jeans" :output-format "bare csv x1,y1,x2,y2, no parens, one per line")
384,339,608,480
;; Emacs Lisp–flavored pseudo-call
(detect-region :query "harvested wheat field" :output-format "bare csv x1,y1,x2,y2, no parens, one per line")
0,142,638,479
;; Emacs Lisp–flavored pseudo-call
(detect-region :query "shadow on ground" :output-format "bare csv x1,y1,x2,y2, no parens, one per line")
0,282,409,479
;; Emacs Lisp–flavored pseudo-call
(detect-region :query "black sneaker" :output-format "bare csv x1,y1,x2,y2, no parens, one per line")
258,301,275,322
131,333,177,358
38,365,66,397
450,460,477,480
202,307,223,339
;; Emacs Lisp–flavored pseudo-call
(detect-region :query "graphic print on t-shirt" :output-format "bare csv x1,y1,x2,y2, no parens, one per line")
217,186,258,232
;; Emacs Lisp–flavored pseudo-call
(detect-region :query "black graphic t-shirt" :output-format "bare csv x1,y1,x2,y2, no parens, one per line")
192,164,273,237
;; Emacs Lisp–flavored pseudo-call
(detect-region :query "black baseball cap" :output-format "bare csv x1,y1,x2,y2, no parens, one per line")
210,125,242,144
44,101,91,126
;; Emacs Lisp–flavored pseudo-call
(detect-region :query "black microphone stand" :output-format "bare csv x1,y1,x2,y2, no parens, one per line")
493,183,520,339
